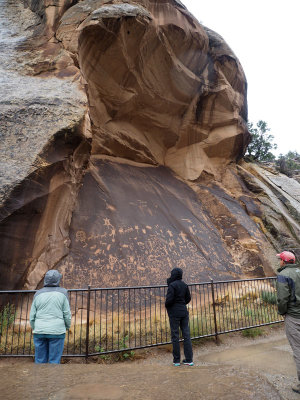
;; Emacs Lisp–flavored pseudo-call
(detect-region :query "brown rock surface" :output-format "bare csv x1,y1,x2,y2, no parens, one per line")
0,0,298,290
57,158,242,288
56,0,249,181
0,0,90,289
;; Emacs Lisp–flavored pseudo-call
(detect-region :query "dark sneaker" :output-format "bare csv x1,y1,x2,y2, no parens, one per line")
182,359,194,366
173,363,180,367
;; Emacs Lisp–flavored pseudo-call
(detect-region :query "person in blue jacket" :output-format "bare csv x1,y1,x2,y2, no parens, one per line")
30,269,71,364
165,267,193,366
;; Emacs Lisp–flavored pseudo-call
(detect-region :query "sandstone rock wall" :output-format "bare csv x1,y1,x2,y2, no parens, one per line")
0,0,90,289
56,0,249,181
0,0,298,290
237,162,300,260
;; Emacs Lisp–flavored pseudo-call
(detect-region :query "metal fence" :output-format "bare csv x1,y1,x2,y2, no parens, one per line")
0,277,283,358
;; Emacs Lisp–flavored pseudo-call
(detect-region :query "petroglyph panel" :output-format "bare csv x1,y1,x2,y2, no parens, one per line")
58,160,240,288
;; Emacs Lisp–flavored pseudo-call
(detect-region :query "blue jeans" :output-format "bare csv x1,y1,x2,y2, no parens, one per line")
34,336,65,364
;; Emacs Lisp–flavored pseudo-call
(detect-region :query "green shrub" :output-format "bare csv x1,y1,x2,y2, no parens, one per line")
122,350,135,360
243,307,255,318
260,291,277,305
189,316,211,337
0,304,16,332
94,345,111,360
241,328,264,338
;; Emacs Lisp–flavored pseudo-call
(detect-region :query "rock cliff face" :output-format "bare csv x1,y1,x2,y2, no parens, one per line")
0,0,299,289
56,0,249,180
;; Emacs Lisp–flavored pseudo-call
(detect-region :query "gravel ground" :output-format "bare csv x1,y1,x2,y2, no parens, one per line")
1,325,298,399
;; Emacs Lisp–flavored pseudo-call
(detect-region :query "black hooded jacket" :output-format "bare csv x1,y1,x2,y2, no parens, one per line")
165,268,191,317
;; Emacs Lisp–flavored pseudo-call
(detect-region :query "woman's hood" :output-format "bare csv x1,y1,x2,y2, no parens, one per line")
167,267,183,285
44,270,62,287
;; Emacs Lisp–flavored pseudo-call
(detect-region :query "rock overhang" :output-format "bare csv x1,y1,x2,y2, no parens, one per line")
57,0,249,181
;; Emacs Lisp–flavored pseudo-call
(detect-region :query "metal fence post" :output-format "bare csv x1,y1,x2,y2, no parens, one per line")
85,285,91,362
210,279,219,344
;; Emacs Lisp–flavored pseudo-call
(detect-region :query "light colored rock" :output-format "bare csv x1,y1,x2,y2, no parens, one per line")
0,0,88,209
57,0,249,180
237,162,300,263
0,0,90,289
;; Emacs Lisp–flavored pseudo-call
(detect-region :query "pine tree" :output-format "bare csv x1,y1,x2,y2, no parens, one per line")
245,120,277,161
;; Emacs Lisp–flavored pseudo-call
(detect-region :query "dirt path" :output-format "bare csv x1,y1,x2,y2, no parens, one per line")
0,327,297,399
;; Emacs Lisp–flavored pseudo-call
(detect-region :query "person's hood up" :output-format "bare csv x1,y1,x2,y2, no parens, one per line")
167,268,183,285
44,270,62,287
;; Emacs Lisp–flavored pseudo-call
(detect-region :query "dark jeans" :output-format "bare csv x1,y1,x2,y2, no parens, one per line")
33,336,65,364
169,314,193,363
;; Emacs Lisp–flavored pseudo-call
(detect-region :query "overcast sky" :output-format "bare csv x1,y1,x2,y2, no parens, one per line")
182,0,300,156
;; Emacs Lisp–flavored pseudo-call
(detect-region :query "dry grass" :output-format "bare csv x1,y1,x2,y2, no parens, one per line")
0,291,282,356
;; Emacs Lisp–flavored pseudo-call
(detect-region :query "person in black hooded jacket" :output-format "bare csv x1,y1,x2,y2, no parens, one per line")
165,267,193,366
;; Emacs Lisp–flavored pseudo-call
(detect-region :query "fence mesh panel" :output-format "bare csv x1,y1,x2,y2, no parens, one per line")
0,278,283,357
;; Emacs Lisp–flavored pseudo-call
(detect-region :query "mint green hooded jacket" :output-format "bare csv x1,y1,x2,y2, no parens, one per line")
277,263,300,318
30,270,71,335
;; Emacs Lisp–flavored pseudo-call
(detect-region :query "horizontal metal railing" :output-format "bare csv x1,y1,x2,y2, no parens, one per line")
0,277,283,358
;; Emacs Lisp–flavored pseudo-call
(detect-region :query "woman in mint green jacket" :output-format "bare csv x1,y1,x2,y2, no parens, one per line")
30,270,71,364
